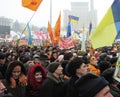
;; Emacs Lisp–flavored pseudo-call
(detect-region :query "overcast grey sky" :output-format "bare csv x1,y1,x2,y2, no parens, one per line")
0,0,113,27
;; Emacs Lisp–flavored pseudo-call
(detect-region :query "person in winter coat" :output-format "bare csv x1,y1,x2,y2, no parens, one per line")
75,73,113,97
2,61,27,97
88,56,100,75
0,80,13,97
101,68,120,97
26,64,47,97
64,57,89,97
39,62,64,97
0,52,7,79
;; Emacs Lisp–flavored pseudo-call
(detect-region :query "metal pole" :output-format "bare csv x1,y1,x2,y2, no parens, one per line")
16,12,36,46
50,0,52,26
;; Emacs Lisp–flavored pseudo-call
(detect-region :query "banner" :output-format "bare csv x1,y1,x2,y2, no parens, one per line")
113,56,120,82
59,36,74,49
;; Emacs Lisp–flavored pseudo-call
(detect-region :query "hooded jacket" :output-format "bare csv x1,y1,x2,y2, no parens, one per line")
26,64,46,97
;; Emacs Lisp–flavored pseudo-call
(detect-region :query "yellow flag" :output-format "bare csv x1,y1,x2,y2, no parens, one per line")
54,12,61,42
89,0,120,49
22,0,42,11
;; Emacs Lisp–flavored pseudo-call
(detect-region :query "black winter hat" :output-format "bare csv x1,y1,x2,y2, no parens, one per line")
101,68,116,84
75,73,108,97
47,62,61,73
99,53,107,60
99,61,111,73
0,52,6,59
110,57,118,64
66,57,85,76
39,54,49,60
22,55,32,63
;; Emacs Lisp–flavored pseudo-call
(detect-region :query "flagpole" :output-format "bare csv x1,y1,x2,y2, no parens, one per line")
50,0,54,46
81,24,85,51
50,0,52,26
16,12,36,46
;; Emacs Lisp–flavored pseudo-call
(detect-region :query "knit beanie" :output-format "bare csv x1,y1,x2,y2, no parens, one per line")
75,73,108,97
47,62,60,73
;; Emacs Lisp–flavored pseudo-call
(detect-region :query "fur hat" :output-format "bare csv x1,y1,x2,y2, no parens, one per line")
75,73,108,97
47,62,61,73
66,57,85,76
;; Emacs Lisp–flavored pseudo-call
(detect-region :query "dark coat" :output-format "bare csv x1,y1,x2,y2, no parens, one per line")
3,61,27,97
64,75,79,97
110,85,120,97
2,79,26,97
39,72,64,97
0,63,7,79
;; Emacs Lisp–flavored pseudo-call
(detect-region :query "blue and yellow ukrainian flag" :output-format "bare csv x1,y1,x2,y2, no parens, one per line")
69,15,79,24
67,21,71,37
27,23,33,48
90,0,120,49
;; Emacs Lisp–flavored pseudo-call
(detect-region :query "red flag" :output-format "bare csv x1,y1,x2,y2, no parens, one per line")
22,0,42,11
54,12,61,42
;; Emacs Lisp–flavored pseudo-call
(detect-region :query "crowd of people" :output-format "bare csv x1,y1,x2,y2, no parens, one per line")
0,43,119,97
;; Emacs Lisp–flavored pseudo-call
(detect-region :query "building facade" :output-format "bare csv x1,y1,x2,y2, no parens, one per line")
62,0,97,33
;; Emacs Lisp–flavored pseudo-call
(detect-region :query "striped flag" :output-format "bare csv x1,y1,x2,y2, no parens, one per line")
90,0,120,49
27,23,33,48
69,15,79,24
67,21,71,37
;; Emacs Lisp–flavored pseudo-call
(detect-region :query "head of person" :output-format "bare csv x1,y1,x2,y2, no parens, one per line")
90,56,98,66
47,62,63,77
0,81,6,95
0,52,6,65
75,73,113,97
39,54,50,68
28,64,47,88
64,51,73,61
66,57,89,77
6,61,26,82
99,61,111,73
6,53,12,62
110,57,118,67
33,54,40,64
34,68,44,82
101,68,118,85
11,53,18,61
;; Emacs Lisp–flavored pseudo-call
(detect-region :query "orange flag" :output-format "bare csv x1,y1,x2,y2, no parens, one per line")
47,22,54,44
89,47,94,56
54,12,61,42
22,0,42,11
